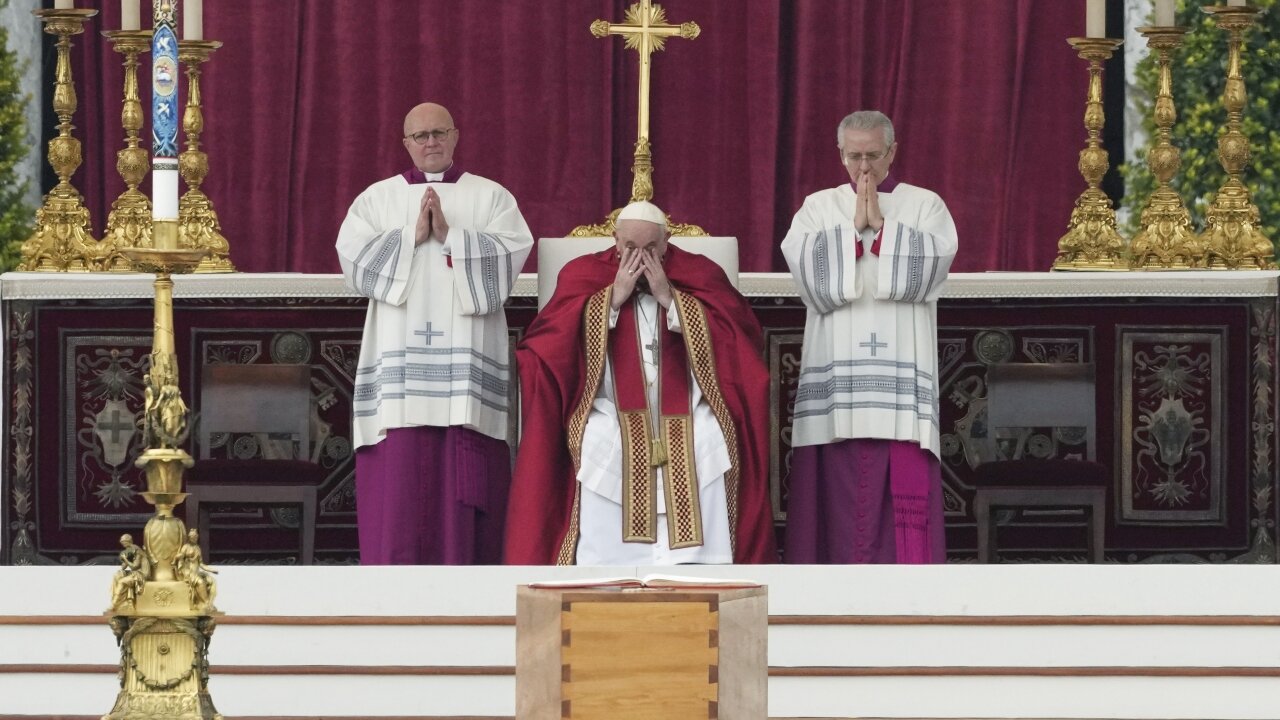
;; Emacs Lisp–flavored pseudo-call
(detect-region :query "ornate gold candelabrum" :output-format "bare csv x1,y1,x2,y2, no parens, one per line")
177,40,234,272
1130,26,1203,269
102,30,154,259
104,227,221,720
1197,5,1275,270
19,8,107,272
1053,37,1127,271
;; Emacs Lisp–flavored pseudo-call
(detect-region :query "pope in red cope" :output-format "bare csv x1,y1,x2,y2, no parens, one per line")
506,201,777,565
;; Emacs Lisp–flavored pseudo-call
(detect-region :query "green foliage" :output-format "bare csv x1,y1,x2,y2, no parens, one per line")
0,0,34,272
1121,0,1280,250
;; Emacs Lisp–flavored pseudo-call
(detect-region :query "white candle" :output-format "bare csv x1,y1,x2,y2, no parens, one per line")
153,0,180,226
1086,0,1106,37
1154,0,1175,26
184,0,203,40
53,0,73,8
122,0,140,30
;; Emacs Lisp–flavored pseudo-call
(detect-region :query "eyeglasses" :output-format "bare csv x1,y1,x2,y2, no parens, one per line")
405,128,456,145
843,150,889,165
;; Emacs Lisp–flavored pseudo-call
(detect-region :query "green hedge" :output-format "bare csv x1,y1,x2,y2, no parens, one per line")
0,0,34,272
1122,0,1280,253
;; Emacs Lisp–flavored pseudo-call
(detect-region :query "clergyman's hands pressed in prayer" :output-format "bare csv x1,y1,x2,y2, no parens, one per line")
415,189,433,245
611,246,645,310
864,171,884,232
425,187,450,241
854,171,884,233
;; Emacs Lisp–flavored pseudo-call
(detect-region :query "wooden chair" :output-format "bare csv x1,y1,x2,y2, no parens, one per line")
185,364,323,564
972,363,1109,563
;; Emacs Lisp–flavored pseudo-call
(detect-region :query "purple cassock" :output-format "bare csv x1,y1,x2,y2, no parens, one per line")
785,438,946,563
355,426,511,565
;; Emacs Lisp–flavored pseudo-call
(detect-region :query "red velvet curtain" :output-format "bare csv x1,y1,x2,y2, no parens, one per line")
63,0,1084,274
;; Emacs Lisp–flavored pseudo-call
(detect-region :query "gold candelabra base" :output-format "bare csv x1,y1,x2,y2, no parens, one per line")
1130,185,1203,269
180,186,235,273
1054,187,1128,271
103,186,154,254
1201,179,1275,270
22,185,100,271
102,612,222,720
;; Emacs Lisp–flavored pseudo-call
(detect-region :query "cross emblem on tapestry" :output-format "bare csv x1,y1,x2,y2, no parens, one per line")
415,322,445,346
99,408,134,442
860,333,889,357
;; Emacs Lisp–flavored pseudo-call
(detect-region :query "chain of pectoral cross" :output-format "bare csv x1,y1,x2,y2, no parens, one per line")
635,297,666,466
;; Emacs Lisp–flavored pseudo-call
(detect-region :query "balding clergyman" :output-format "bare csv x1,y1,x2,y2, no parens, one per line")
336,102,533,564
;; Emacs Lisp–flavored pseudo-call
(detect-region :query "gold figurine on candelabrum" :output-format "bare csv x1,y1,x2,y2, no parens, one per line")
572,1,707,237
1053,37,1127,271
19,7,123,272
178,40,235,272
1130,26,1205,269
104,230,220,720
1197,5,1275,270
102,29,155,257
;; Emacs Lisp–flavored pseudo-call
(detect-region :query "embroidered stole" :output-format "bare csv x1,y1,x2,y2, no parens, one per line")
610,298,704,548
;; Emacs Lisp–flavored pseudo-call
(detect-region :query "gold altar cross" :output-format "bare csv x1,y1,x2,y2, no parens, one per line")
581,2,706,239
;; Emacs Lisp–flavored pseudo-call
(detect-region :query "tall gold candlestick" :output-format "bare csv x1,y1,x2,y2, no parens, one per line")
1130,26,1203,269
19,8,102,272
1053,37,1127,271
105,246,218,720
178,40,234,273
102,29,154,260
1198,5,1275,270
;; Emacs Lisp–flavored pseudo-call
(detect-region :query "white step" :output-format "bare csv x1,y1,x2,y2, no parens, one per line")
3,565,1280,719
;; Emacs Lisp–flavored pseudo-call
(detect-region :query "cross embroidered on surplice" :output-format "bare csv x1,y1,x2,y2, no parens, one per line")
860,332,888,357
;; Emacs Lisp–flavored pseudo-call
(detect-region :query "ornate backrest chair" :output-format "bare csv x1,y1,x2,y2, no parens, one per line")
971,362,1110,563
185,363,322,564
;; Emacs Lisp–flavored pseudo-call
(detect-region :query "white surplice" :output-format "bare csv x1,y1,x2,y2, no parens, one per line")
575,294,733,565
781,182,958,457
337,172,533,449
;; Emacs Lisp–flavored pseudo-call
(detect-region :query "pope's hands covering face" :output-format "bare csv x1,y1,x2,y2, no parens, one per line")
611,246,673,310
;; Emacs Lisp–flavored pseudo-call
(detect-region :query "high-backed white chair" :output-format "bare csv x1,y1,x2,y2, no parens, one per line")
536,236,740,309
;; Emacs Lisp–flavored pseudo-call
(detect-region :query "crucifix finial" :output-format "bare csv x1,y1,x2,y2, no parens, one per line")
571,1,707,239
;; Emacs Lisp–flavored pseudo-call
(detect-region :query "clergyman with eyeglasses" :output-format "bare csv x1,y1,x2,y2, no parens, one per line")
335,102,533,565
781,110,958,564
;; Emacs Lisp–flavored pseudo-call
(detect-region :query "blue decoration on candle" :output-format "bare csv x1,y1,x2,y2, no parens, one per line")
151,6,179,159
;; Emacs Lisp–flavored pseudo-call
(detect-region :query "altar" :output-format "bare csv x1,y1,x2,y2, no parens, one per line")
2,270,1275,566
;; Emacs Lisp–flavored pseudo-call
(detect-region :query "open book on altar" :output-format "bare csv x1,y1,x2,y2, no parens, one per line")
527,573,761,590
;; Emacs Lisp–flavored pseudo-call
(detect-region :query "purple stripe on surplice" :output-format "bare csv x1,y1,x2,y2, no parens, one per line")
784,438,945,564
355,425,511,565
